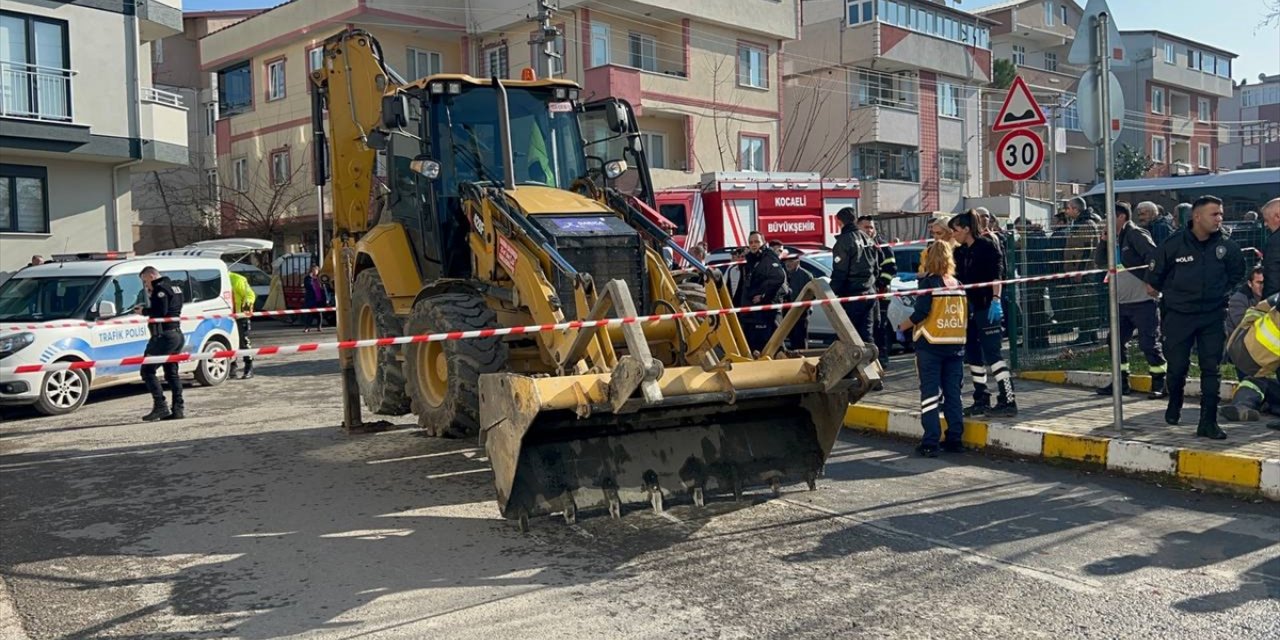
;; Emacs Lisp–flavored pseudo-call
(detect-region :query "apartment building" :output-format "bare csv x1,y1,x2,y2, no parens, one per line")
976,0,1093,202
133,9,258,254
781,0,994,215
200,0,796,251
0,0,188,276
1219,73,1280,171
1114,30,1235,178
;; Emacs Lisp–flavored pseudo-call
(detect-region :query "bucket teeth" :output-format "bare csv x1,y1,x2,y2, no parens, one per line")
604,487,622,520
691,487,705,508
769,477,782,498
562,496,577,525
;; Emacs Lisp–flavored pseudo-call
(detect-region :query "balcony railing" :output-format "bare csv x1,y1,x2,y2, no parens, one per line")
0,61,74,122
141,86,185,108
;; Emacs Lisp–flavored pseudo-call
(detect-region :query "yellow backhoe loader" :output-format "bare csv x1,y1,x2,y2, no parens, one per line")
310,29,880,529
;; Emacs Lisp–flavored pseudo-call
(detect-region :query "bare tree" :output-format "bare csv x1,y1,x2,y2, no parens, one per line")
133,158,220,251
1262,0,1280,29
777,70,872,176
217,154,314,240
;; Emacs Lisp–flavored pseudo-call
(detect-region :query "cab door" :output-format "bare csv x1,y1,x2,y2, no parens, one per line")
578,98,656,208
84,273,152,386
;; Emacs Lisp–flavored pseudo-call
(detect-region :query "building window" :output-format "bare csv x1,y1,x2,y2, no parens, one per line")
270,150,291,186
851,143,919,182
590,22,611,67
847,1,874,24
628,33,658,72
869,1,989,49
939,150,965,182
481,44,508,78
641,132,666,169
854,69,914,109
1060,4,1068,24
217,62,252,115
529,33,564,76
0,13,71,121
737,43,768,89
1197,97,1210,122
1186,49,1199,70
740,135,767,171
0,164,49,234
937,81,962,118
153,38,164,64
1011,45,1025,66
308,46,324,74
1198,143,1211,168
1151,87,1165,114
1059,97,1081,131
232,157,247,192
1044,1,1054,26
266,58,286,101
206,169,219,201
1164,42,1176,64
1044,52,1057,73
407,47,442,79
204,102,217,136
1215,57,1230,78
1151,136,1166,163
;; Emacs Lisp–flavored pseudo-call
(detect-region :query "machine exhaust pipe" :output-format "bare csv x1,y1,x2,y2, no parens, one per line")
493,75,517,191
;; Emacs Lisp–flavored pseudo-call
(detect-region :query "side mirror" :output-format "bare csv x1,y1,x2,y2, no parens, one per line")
381,94,409,129
96,301,118,319
605,102,629,134
604,159,629,179
365,129,388,151
410,156,441,180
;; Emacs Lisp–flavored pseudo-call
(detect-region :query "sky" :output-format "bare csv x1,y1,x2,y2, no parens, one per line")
183,0,1279,81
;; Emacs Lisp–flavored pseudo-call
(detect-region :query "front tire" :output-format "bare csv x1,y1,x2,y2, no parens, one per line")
34,368,89,416
352,269,411,415
403,293,508,438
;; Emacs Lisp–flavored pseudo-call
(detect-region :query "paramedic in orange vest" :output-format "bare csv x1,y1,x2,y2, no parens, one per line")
898,241,968,458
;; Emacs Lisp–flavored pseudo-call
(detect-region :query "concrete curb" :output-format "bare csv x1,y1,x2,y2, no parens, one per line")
1019,370,1237,400
842,404,1277,501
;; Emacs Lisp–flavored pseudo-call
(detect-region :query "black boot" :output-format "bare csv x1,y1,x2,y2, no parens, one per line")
1197,398,1226,440
1164,391,1183,426
1096,373,1131,396
1148,373,1167,400
988,401,1018,418
242,358,254,380
963,401,989,417
142,398,170,422
164,403,185,421
1218,404,1261,422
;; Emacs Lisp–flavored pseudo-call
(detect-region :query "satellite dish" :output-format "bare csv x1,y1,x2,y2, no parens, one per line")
1261,73,1268,82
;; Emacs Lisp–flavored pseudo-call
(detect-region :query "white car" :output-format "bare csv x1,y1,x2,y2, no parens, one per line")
0,254,239,415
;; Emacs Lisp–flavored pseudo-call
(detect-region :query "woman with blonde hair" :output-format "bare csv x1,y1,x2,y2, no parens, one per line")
898,241,968,457
929,215,953,244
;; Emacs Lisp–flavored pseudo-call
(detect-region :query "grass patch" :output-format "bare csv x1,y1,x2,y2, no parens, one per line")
1033,344,1238,381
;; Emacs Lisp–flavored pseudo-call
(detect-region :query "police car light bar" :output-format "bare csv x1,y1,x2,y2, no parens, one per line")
50,251,133,262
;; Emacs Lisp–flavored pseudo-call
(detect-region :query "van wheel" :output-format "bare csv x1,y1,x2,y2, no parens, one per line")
194,339,231,386
35,368,89,416
352,269,411,415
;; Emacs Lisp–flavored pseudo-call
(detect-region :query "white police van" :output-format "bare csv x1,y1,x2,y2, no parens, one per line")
0,252,239,415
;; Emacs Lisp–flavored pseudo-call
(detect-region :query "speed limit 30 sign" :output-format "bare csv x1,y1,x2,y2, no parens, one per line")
996,129,1045,182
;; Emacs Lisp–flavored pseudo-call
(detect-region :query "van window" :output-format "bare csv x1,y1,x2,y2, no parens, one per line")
160,271,190,302
93,276,147,315
189,269,223,303
0,276,102,321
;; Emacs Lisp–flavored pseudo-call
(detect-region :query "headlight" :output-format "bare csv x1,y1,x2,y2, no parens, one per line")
0,332,35,359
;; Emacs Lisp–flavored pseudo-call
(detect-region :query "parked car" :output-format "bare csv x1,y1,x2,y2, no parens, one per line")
0,253,238,415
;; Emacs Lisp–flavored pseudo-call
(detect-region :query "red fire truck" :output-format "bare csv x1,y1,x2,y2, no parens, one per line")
654,172,861,251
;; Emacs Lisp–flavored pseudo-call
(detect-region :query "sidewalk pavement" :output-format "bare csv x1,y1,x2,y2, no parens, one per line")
842,366,1280,501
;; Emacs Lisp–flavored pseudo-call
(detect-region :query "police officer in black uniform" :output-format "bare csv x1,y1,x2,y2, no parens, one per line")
736,230,787,353
830,208,879,346
857,215,898,369
1146,195,1246,439
136,266,186,422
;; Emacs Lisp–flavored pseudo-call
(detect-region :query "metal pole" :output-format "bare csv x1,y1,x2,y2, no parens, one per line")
1098,13,1125,430
1049,95,1059,206
528,0,560,79
315,185,325,267
1013,180,1027,369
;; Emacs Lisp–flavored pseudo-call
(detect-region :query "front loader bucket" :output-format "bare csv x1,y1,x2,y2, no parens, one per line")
479,353,876,523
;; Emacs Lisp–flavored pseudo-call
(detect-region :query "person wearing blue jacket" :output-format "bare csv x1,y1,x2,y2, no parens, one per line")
898,241,968,458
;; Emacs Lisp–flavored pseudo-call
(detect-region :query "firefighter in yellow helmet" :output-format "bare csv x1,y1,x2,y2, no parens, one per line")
228,270,257,379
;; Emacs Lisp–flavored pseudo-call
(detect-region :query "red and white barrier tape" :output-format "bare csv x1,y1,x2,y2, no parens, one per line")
0,265,1144,376
4,306,337,332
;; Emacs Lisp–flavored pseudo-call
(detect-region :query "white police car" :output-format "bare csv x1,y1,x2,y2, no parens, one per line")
0,252,239,415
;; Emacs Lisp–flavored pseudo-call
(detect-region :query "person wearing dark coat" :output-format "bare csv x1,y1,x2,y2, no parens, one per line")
736,231,787,353
1260,198,1280,298
829,208,879,347
782,253,813,350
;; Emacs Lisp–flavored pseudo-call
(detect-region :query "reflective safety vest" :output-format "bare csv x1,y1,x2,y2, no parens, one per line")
914,279,968,345
1227,293,1280,377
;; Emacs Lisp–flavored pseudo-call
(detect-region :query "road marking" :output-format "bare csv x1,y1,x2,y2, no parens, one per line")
778,498,1104,594
424,468,492,480
366,448,484,464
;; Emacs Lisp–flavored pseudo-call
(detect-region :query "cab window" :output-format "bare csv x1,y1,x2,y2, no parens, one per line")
93,276,147,315
658,204,688,235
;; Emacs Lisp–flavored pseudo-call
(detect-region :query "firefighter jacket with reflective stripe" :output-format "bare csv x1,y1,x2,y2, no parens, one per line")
1227,293,1280,378
909,275,968,346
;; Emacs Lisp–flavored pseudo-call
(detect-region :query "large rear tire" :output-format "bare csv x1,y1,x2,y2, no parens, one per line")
352,269,411,415
403,293,508,438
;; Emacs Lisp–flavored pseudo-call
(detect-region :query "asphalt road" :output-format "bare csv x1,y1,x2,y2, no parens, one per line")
1,330,1276,639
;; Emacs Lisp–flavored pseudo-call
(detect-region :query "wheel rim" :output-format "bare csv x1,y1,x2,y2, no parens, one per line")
44,370,84,409
203,344,229,381
418,342,447,408
357,304,377,380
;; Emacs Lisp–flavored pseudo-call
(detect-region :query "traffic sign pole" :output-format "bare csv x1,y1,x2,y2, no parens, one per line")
1097,12,1126,431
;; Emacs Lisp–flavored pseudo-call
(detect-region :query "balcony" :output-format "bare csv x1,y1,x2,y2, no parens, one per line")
137,0,183,42
582,64,689,117
1170,115,1195,138
849,102,920,148
1015,63,1083,94
0,61,74,123
138,87,189,167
